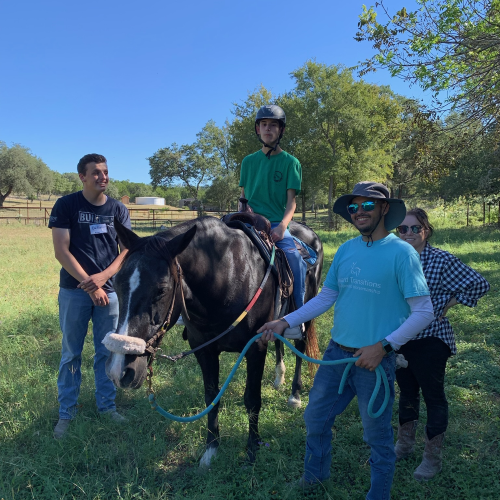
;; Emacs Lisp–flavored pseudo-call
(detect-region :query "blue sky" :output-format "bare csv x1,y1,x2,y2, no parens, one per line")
0,0,425,184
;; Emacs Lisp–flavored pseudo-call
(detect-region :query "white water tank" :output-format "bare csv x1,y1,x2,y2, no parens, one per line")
135,197,165,205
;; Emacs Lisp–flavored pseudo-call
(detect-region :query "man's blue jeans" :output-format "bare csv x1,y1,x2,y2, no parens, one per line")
271,223,307,308
57,288,119,420
303,340,396,500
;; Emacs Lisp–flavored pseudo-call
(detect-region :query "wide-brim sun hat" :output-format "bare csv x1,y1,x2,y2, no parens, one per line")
333,181,406,231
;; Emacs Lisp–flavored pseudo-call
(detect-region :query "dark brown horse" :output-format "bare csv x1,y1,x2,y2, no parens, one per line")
105,216,323,466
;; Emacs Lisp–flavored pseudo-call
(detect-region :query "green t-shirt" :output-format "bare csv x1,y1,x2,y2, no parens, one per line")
239,150,302,222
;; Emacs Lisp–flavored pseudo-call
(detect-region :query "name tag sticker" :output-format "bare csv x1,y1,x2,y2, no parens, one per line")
90,224,108,235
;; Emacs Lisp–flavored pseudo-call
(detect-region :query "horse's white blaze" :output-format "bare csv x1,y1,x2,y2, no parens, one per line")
200,447,218,468
108,353,126,384
274,360,285,389
109,267,141,383
116,267,141,336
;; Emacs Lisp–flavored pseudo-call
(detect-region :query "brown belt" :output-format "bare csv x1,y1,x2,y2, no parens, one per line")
336,343,358,353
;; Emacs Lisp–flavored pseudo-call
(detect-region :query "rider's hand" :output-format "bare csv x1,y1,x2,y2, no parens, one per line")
89,288,109,307
353,342,386,372
271,223,286,243
256,318,289,346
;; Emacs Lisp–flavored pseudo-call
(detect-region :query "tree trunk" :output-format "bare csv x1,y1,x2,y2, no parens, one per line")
466,202,469,226
483,201,486,224
0,186,13,207
328,176,335,230
301,189,306,223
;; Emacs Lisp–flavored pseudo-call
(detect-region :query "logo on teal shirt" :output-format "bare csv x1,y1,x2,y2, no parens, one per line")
273,171,283,182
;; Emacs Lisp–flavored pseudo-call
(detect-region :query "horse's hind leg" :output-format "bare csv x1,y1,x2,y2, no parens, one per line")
273,339,285,389
195,349,220,468
244,344,267,464
288,338,305,408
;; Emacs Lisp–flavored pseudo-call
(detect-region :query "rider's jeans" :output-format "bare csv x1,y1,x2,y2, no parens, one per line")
303,340,396,500
271,223,307,309
57,287,119,419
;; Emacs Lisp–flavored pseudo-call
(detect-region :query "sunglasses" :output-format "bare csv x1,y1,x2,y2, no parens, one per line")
347,201,378,214
396,225,424,235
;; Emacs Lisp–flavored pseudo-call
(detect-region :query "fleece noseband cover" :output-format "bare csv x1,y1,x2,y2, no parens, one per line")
102,332,147,355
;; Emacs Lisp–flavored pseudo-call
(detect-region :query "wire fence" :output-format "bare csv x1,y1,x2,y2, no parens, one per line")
0,203,334,231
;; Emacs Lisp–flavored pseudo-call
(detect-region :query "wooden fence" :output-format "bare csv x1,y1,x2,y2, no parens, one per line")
0,204,332,231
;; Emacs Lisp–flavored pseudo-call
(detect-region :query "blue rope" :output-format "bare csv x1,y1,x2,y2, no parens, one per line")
148,333,391,421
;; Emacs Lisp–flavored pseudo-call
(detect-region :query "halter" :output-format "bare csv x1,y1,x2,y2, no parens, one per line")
144,256,189,360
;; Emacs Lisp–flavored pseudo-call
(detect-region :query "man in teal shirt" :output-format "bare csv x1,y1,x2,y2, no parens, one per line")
239,104,307,308
258,182,434,499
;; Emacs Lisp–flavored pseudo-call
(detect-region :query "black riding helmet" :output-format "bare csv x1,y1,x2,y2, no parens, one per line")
255,105,286,159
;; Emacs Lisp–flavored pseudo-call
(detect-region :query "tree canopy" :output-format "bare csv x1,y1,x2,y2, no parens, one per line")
356,0,500,130
0,143,52,207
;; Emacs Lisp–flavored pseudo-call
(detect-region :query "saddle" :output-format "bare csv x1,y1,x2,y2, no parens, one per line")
222,199,294,304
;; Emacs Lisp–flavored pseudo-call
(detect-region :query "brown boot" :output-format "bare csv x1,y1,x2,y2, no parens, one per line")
414,428,445,481
395,420,418,461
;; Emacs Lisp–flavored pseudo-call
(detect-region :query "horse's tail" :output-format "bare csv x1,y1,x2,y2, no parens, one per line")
305,319,320,377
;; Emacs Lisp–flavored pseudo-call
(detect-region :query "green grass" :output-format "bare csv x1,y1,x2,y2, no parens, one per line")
0,223,499,499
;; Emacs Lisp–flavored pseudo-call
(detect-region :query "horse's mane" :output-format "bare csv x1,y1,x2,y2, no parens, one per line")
127,234,172,261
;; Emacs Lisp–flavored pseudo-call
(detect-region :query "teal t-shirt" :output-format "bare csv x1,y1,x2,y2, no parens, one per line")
324,233,430,348
239,150,302,222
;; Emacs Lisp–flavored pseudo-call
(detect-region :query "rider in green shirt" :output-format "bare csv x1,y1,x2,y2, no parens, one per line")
239,105,307,308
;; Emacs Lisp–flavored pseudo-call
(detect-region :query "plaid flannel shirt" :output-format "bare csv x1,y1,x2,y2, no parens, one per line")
415,242,490,354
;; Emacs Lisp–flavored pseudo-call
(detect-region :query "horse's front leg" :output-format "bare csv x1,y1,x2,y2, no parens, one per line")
288,338,305,409
194,348,220,468
244,343,267,464
273,339,285,389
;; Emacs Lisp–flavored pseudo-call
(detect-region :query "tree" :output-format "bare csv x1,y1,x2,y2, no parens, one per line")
105,181,120,200
149,122,226,200
27,158,53,199
203,173,240,210
356,0,500,130
289,61,402,227
0,143,38,206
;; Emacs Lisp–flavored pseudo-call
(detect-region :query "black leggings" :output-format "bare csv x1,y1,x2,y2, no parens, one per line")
396,336,451,440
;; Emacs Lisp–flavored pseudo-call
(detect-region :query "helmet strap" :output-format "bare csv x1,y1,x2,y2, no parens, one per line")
256,125,284,159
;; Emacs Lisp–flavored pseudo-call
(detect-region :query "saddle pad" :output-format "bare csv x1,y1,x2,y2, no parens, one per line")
292,236,317,266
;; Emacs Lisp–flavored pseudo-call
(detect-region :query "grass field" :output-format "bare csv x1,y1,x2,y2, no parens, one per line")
0,222,499,499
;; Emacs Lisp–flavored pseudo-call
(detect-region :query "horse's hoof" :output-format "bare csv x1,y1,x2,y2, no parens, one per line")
199,447,218,468
287,395,301,409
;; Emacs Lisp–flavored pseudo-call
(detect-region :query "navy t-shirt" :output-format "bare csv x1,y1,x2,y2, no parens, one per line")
48,191,131,293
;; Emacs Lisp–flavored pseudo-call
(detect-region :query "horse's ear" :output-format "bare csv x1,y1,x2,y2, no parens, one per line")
115,218,140,249
168,225,197,257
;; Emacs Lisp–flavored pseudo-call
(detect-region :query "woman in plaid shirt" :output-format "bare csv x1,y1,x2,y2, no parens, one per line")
394,208,490,481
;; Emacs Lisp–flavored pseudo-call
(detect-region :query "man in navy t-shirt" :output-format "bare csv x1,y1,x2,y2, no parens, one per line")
49,154,131,438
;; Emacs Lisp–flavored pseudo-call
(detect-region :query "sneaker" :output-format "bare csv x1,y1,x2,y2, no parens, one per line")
290,476,321,494
102,410,127,423
53,418,71,439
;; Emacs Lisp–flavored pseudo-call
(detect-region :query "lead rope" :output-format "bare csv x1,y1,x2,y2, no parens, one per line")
148,333,390,420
